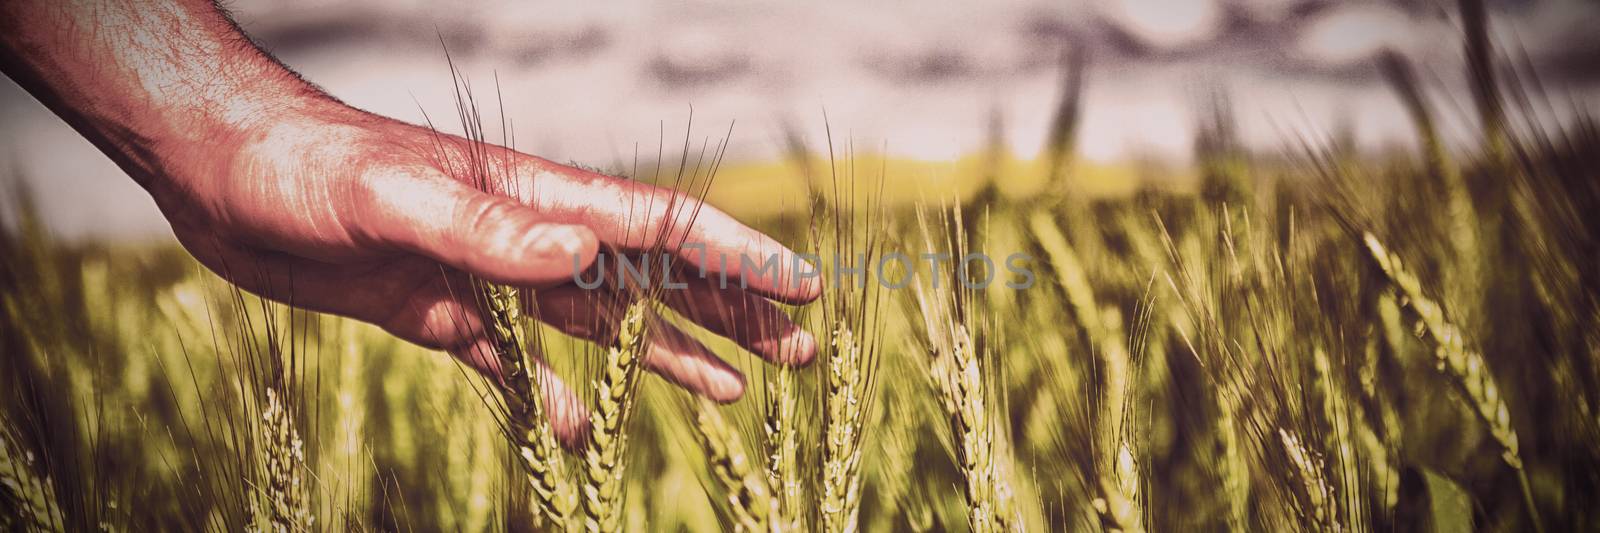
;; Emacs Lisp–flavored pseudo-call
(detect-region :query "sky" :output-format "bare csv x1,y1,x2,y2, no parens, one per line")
2,0,1598,239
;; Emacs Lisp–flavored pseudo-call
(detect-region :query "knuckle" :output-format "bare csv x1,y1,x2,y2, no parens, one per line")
459,194,539,266
345,165,387,225
460,194,512,240
313,132,413,241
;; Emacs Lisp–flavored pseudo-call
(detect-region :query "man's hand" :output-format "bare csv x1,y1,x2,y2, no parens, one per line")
1,0,819,444
183,99,819,445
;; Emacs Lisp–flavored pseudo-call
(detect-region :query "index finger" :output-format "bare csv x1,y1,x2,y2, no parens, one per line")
516,158,821,304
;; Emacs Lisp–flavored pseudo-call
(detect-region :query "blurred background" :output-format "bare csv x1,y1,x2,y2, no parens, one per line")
2,0,1598,239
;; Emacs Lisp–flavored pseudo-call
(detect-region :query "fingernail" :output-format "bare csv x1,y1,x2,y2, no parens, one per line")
711,373,746,403
782,326,818,365
550,225,589,255
533,224,592,261
794,256,824,300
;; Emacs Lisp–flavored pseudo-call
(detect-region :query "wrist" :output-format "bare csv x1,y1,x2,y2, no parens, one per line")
0,1,330,194
167,74,328,172
135,66,336,218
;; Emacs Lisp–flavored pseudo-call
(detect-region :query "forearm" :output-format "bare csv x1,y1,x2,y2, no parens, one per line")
0,0,322,190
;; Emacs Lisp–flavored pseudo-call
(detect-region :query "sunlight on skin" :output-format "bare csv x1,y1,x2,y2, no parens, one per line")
0,0,821,422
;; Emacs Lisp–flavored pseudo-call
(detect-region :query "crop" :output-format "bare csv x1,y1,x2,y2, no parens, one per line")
1,0,1596,530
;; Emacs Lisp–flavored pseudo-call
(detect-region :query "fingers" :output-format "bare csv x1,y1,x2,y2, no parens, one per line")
658,278,817,365
382,278,596,448
355,168,600,287
641,321,747,403
378,273,488,351
534,287,748,402
517,159,822,304
183,237,593,446
175,232,470,347
453,339,592,449
530,352,593,449
388,277,595,449
181,229,599,446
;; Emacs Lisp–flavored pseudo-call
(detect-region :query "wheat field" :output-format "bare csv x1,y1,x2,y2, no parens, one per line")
3,2,1599,531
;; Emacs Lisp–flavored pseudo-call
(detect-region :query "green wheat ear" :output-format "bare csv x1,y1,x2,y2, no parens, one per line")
762,366,800,531
1030,211,1142,533
250,388,313,533
912,206,1020,533
1364,235,1519,466
482,283,577,530
582,300,649,533
820,320,868,533
696,399,779,533
1277,428,1337,531
948,325,1016,533
1364,233,1543,531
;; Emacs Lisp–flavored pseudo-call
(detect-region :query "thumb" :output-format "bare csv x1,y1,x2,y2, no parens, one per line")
357,171,599,285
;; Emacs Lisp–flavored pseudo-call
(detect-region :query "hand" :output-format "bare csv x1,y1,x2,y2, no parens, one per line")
0,0,820,448
168,97,820,444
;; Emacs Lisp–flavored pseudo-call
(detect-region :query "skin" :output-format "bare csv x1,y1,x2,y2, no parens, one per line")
0,0,820,446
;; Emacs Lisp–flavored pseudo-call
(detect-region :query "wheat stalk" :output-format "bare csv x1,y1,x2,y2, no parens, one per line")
762,366,801,530
581,300,649,533
1029,211,1143,532
820,320,869,533
0,416,62,532
804,122,887,533
1214,397,1251,530
1364,235,1520,464
1312,342,1402,527
1379,50,1480,296
249,388,313,533
1352,403,1400,513
427,60,585,531
480,283,578,530
1307,347,1366,531
939,324,1014,533
695,399,779,533
1357,326,1403,514
911,207,1018,533
871,397,925,531
1278,428,1338,532
516,378,577,530
1091,442,1143,533
1363,233,1543,531
229,297,315,533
